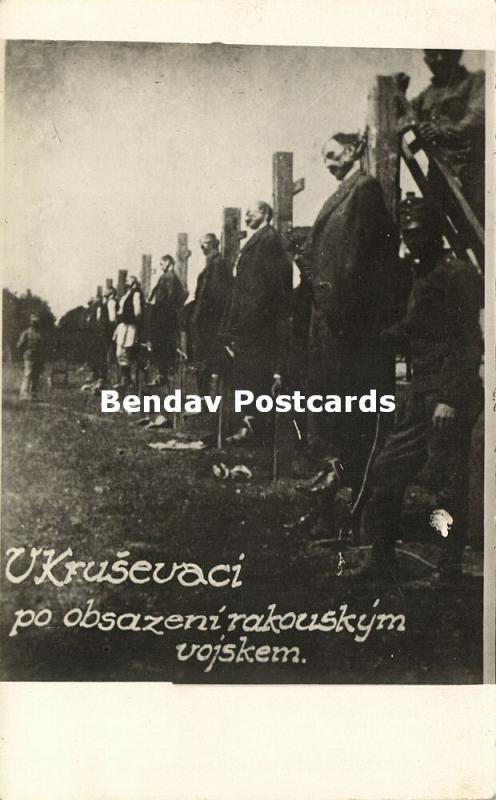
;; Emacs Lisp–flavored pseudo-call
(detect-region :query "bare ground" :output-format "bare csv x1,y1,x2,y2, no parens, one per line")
1,364,483,683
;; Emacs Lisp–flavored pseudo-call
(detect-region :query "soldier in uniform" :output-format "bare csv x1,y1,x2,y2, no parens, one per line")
17,314,45,400
223,200,292,444
147,255,187,387
412,49,485,224
298,132,397,533
191,233,232,394
361,195,483,582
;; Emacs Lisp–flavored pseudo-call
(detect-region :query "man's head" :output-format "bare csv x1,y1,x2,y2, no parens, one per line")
200,233,219,256
30,313,41,328
127,274,139,289
160,255,175,273
245,201,273,230
423,50,463,84
400,193,442,259
322,132,362,181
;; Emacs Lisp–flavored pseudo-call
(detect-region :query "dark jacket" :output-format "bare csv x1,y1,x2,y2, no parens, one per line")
148,271,187,343
118,288,144,326
192,252,232,337
149,270,187,312
301,170,397,342
382,252,483,411
225,224,292,375
90,298,114,339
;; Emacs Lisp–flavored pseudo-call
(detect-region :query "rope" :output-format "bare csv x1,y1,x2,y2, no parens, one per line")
350,411,382,516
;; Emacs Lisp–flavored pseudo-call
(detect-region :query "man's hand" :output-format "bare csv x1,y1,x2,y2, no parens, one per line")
271,374,282,397
418,120,442,143
432,402,456,430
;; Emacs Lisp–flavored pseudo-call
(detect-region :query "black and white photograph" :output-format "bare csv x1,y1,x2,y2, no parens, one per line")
1,38,491,686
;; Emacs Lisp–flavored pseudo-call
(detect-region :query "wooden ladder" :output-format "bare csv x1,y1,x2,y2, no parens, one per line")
400,124,484,269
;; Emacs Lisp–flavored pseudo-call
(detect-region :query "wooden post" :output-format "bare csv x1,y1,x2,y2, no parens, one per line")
141,254,152,298
221,207,243,273
105,278,113,291
272,152,305,241
176,234,191,292
366,75,403,223
117,269,127,299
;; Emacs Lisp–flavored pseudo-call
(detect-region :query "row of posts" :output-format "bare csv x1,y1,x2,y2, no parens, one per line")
93,151,306,300
93,75,402,298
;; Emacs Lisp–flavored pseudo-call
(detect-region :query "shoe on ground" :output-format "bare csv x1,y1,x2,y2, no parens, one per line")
298,458,343,494
226,416,255,444
226,426,254,444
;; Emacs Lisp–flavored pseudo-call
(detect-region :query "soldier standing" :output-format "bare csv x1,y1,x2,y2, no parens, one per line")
361,196,483,583
17,314,45,400
412,49,485,224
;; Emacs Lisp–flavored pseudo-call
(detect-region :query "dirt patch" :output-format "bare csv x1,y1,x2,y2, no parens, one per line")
1,365,483,683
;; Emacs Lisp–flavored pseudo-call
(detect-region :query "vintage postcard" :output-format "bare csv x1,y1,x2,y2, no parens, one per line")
2,40,492,684
0,1,495,798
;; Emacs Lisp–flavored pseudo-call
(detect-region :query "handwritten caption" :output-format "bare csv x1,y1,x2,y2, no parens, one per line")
5,547,406,672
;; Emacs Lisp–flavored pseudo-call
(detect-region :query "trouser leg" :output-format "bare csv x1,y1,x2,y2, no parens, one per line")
308,307,394,495
20,359,34,399
91,338,108,383
155,337,175,385
425,398,473,572
366,391,477,575
231,340,272,443
193,331,213,395
116,346,134,388
365,393,428,565
30,362,42,397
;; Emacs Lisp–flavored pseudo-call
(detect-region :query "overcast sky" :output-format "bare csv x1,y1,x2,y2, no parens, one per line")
3,42,485,318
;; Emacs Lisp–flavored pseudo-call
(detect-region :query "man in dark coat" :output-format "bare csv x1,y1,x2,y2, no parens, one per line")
412,50,485,224
191,233,232,394
299,132,397,519
86,289,117,390
361,195,483,582
224,200,292,443
148,255,187,387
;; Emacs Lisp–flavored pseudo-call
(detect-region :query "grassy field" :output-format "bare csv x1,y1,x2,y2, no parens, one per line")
1,363,484,683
